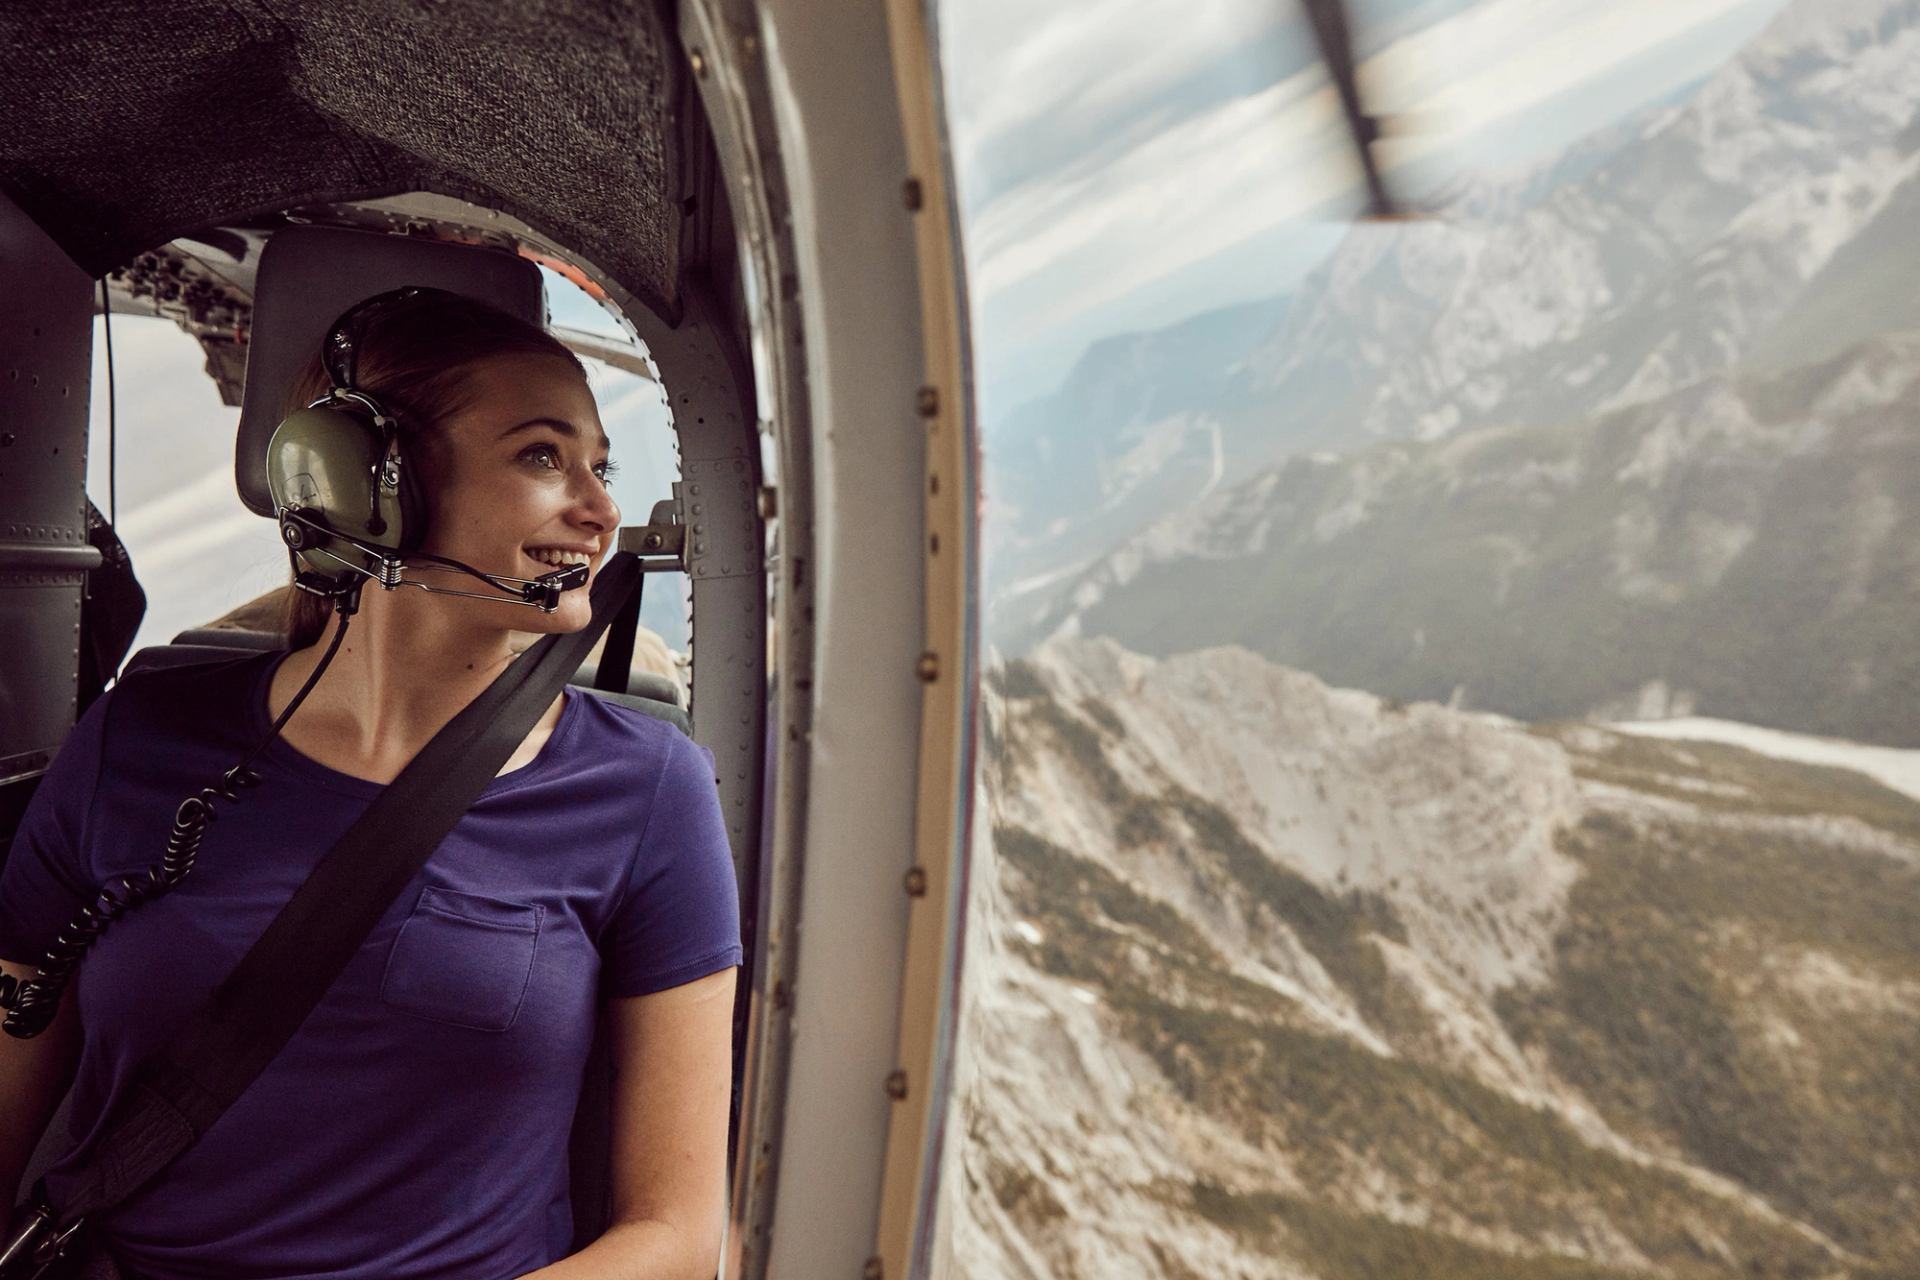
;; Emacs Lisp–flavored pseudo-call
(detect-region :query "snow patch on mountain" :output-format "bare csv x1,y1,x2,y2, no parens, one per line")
1611,716,1920,803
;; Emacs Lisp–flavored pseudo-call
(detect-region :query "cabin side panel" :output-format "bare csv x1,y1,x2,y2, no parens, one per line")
0,190,95,818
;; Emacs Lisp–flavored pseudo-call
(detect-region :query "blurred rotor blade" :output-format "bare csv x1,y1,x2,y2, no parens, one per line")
1298,0,1402,219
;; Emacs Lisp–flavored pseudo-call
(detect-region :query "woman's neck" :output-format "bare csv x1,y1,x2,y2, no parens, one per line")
269,591,553,783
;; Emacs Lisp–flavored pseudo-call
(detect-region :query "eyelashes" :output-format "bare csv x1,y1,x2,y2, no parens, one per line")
519,443,618,482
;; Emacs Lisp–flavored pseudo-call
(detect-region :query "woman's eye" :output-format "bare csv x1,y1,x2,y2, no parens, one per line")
521,444,562,470
594,459,620,482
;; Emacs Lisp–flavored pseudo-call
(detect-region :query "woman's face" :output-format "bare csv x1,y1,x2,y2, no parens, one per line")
416,353,621,635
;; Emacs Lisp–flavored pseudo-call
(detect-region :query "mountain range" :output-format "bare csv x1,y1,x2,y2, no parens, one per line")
1011,329,1920,746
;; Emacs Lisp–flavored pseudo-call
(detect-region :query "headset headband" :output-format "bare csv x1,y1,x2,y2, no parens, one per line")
322,285,432,393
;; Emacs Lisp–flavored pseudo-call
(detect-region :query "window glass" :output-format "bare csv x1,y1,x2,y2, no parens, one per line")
940,1,1920,1276
86,310,286,654
541,268,689,654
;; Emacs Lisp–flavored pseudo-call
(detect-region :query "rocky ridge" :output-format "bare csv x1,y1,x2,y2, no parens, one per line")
943,638,1920,1278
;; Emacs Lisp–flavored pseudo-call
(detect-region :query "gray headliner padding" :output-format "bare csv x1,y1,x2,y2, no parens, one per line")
0,0,684,320
234,226,545,516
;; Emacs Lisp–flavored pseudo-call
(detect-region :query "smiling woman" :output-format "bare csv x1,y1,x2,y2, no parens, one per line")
0,286,741,1279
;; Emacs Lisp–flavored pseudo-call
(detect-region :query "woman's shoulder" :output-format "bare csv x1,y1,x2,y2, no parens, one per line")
558,688,710,779
112,649,279,705
91,651,279,748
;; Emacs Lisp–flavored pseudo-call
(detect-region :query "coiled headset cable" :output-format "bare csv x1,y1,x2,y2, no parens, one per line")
0,599,356,1039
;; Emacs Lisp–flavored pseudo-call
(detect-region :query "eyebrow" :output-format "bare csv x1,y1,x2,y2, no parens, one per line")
499,417,613,453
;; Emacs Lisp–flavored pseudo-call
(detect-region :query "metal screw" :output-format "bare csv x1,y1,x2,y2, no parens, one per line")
916,652,939,683
915,386,938,418
904,866,927,897
902,178,923,211
863,1259,884,1280
689,48,708,78
885,1070,908,1100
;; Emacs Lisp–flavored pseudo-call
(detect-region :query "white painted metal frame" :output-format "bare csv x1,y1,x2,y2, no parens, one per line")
682,0,979,1276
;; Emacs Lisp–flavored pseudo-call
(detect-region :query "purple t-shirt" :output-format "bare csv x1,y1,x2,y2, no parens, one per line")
0,653,741,1279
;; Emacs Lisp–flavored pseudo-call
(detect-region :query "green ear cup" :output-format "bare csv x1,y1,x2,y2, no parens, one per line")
266,401,409,580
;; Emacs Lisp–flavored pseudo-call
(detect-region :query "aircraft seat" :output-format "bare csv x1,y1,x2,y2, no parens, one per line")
124,638,691,735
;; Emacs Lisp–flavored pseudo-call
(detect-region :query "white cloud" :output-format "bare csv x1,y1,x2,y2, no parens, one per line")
945,0,1287,145
971,72,1355,337
1364,0,1776,136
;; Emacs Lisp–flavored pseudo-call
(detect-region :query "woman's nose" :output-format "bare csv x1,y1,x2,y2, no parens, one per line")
571,468,621,531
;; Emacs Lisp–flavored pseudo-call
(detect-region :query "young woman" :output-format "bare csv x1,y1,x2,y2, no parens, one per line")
0,291,740,1280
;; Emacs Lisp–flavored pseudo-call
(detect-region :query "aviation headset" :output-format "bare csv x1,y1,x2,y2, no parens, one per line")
266,285,436,588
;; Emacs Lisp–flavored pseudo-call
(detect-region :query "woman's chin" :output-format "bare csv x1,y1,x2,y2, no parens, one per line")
516,599,594,635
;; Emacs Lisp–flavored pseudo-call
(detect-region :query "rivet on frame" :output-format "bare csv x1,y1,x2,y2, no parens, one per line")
902,178,923,212
915,386,938,418
904,866,928,898
915,651,939,683
884,1069,908,1101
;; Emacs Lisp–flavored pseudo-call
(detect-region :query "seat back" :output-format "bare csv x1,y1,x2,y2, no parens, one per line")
125,641,690,734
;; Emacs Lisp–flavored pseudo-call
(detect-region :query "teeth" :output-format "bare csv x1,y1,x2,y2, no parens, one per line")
527,547,592,568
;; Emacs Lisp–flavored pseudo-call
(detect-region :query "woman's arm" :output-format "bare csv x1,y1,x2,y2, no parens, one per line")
0,957,82,1202
521,966,737,1280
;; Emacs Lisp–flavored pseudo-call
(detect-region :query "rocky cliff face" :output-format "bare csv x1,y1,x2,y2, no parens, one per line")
944,638,1920,1278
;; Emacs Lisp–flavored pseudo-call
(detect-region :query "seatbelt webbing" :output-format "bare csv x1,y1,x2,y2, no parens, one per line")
58,554,644,1224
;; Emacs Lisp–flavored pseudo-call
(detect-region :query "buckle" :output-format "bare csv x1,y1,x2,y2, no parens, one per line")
0,1202,83,1274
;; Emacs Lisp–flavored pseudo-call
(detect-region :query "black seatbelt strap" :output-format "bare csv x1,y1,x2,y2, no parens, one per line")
591,581,644,696
54,553,644,1226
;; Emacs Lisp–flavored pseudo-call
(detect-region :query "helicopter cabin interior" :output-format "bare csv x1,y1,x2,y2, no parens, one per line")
0,2,977,1277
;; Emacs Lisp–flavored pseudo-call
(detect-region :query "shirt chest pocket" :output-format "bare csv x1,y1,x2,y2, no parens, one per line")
380,887,544,1032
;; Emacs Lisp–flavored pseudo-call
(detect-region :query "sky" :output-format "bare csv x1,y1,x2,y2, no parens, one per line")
939,0,1795,419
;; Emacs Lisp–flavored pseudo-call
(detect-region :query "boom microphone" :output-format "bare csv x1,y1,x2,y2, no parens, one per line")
277,508,591,612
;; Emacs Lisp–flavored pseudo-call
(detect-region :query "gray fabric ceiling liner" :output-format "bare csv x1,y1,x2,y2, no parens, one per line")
0,0,687,322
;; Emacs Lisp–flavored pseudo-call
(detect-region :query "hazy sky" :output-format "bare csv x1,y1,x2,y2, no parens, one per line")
940,0,1794,418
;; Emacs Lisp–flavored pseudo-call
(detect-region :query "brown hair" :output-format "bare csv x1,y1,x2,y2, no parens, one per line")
279,288,586,648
